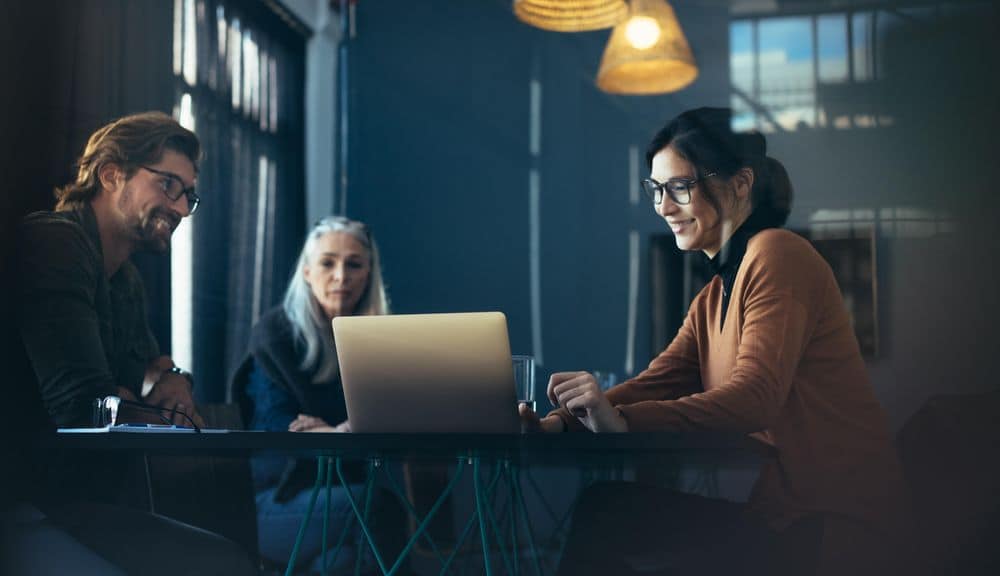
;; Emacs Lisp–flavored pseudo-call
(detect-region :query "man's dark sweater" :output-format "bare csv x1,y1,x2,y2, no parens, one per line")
16,204,159,428
12,204,158,507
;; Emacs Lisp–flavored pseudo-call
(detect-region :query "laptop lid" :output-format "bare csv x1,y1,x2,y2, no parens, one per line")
333,312,519,433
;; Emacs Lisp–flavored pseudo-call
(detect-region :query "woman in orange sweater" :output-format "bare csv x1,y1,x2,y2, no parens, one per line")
521,107,908,575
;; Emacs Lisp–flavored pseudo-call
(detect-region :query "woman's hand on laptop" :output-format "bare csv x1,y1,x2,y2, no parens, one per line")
289,413,330,432
290,414,352,433
327,420,351,433
301,421,351,433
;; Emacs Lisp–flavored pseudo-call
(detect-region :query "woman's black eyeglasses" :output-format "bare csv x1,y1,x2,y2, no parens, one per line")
140,165,201,215
640,172,716,206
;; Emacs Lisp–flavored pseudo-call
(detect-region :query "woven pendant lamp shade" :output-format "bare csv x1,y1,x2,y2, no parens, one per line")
596,0,698,94
513,0,628,33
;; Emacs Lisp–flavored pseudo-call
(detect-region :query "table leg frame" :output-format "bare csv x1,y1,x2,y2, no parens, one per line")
287,455,547,576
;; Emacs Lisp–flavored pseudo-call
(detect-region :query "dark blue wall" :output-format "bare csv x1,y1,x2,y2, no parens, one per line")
348,1,730,406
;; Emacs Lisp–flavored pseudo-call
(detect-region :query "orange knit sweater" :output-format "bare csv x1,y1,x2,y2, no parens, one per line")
556,229,907,537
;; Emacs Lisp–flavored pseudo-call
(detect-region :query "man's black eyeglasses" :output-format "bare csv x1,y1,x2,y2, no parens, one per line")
640,172,717,206
139,165,201,215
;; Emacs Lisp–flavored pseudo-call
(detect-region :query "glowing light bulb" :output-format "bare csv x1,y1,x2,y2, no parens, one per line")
625,16,661,50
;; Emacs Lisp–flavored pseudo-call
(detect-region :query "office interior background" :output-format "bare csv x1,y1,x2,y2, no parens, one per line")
1,0,998,568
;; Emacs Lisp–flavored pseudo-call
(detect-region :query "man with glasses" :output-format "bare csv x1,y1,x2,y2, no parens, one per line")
18,111,203,430
9,112,255,575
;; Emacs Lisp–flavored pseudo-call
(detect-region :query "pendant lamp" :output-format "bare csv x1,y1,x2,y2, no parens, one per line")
596,0,698,94
513,0,628,33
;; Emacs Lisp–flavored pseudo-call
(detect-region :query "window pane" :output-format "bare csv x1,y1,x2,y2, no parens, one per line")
216,5,226,62
730,21,756,130
260,47,270,132
230,19,241,110
852,12,873,82
173,0,183,76
170,0,305,401
758,17,815,130
269,54,278,133
730,21,754,92
242,31,256,116
182,0,197,86
818,14,848,82
171,92,195,371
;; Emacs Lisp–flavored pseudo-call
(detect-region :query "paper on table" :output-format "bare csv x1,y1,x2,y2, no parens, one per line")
57,426,112,433
58,424,231,433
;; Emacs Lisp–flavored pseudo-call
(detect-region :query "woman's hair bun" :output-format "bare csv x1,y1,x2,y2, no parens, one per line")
756,156,793,227
742,131,766,159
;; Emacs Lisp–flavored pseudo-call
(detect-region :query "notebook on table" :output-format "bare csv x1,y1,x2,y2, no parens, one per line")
332,312,519,434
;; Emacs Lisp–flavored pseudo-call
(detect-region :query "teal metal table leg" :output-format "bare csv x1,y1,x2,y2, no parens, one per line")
479,462,514,576
440,463,504,576
354,465,376,576
512,464,544,576
320,458,364,575
286,457,328,576
509,462,519,576
323,458,331,575
473,457,493,576
336,456,468,576
380,463,451,568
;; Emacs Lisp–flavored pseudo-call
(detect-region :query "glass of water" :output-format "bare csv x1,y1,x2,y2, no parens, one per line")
512,354,536,411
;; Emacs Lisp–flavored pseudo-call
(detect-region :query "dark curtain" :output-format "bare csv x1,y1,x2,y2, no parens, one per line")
178,0,307,402
0,0,175,502
1,0,174,229
1,0,175,357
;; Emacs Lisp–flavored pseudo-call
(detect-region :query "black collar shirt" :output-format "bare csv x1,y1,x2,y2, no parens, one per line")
707,221,768,330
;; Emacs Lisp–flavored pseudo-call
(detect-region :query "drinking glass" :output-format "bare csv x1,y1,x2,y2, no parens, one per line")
512,354,536,411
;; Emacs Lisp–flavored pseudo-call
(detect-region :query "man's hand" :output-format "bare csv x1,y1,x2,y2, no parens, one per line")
547,371,627,433
144,363,204,428
114,386,163,424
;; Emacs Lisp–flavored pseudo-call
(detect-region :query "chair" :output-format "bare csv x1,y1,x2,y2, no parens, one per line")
229,355,256,431
896,391,1000,575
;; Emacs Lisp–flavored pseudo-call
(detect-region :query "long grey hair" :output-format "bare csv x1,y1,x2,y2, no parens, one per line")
282,216,389,379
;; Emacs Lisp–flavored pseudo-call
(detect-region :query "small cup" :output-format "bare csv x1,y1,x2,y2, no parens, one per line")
92,395,121,427
512,354,536,412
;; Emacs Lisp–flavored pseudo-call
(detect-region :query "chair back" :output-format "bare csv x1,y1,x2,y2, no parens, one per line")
896,391,1000,574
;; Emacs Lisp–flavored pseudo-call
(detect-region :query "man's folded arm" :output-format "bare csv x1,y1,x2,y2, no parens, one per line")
18,221,119,427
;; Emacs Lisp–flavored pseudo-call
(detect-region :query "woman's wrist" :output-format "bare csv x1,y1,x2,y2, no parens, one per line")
614,406,629,432
591,403,628,433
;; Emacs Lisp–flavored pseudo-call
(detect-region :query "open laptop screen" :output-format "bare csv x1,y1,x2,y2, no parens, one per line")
333,312,519,434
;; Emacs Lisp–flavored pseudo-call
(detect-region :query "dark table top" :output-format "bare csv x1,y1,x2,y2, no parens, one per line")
52,430,773,468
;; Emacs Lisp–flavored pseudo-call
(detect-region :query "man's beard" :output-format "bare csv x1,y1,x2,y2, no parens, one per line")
137,208,176,252
118,185,176,253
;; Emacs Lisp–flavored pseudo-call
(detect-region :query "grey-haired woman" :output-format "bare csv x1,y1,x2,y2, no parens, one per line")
233,216,397,572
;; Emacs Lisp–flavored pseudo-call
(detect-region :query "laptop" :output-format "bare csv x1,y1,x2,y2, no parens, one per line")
332,312,520,433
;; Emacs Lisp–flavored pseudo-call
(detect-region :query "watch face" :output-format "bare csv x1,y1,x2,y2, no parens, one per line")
169,366,194,386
